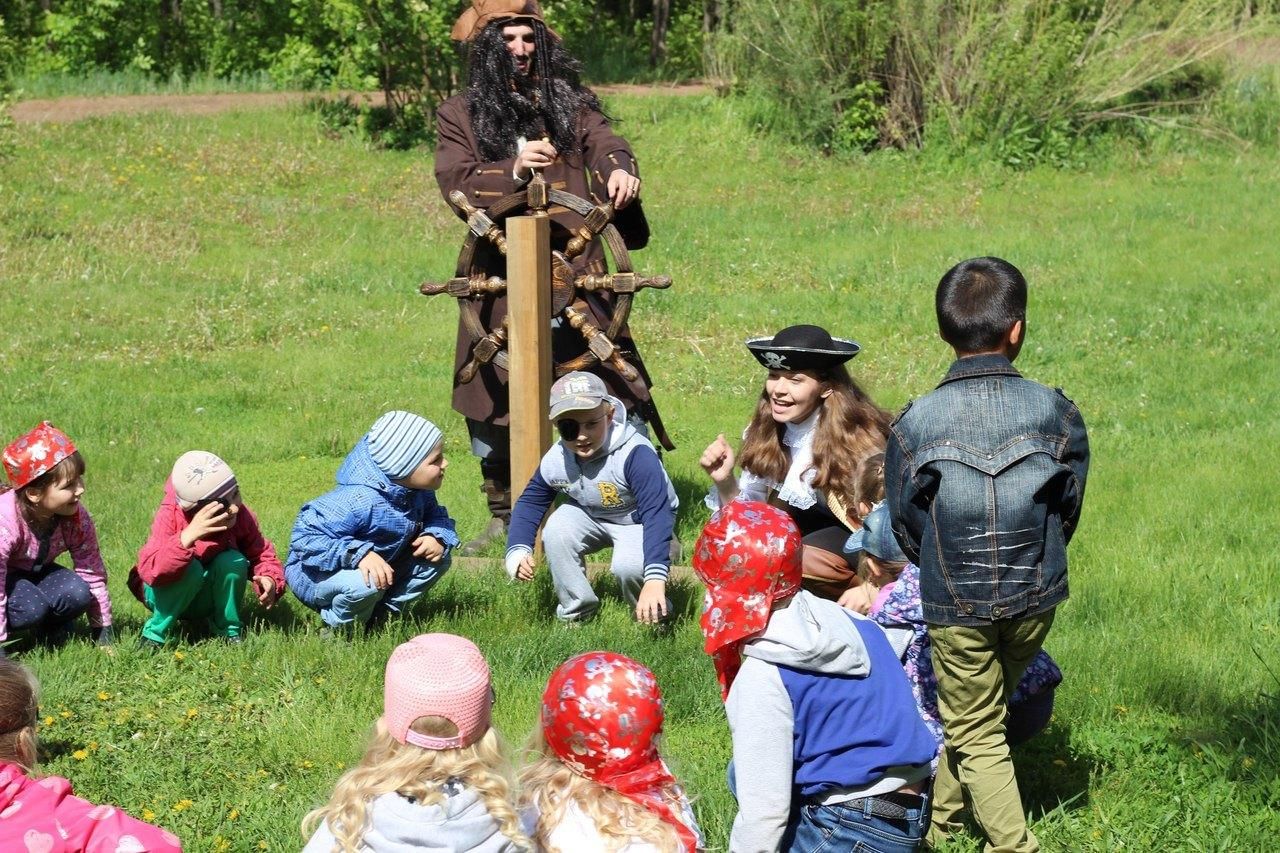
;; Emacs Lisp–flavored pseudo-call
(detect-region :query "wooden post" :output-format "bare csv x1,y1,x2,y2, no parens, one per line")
507,216,553,501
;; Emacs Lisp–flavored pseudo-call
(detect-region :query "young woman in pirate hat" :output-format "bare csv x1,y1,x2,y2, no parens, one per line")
699,324,891,601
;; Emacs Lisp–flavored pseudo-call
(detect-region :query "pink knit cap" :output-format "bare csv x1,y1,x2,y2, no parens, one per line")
384,634,493,750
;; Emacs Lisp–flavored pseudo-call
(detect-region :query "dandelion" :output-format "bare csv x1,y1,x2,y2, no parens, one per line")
43,716,54,726
72,749,88,761
173,650,185,661
228,808,240,821
1243,756,1255,769
258,842,269,850
214,839,230,852
59,710,72,719
142,809,156,822
88,741,99,751
186,708,198,719
97,691,111,701
302,760,314,769
1114,704,1128,716
313,677,326,685
172,799,193,812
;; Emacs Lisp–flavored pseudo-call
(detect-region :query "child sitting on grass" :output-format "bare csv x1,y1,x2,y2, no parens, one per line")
848,502,1064,756
287,411,458,633
0,658,182,851
1,421,114,656
302,633,527,852
692,500,936,852
521,650,703,851
128,451,284,648
506,372,677,624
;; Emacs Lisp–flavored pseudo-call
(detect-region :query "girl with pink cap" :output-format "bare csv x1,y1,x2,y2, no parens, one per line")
521,651,703,852
302,633,527,852
0,421,114,655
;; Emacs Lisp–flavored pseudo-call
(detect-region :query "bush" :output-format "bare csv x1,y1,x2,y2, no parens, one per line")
711,0,1275,162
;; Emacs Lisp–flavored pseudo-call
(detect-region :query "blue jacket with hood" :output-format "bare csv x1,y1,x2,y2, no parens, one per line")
285,438,458,599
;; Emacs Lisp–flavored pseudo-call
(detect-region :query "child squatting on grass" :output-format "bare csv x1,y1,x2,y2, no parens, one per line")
302,633,528,852
505,372,678,624
520,651,703,852
885,256,1089,852
128,451,285,649
0,658,183,851
286,411,459,633
700,324,890,602
692,500,937,852
0,421,114,657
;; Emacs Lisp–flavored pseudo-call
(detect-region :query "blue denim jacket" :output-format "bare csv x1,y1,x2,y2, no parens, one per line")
885,355,1089,626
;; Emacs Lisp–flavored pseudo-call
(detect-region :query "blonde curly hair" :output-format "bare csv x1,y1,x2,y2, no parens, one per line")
302,716,528,853
519,728,687,853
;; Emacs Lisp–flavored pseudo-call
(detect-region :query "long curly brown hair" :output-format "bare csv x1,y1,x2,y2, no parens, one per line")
738,365,889,509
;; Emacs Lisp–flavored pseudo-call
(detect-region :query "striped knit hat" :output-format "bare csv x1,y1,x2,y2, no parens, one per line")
366,411,443,481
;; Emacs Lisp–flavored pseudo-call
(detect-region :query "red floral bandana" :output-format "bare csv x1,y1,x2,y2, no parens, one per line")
541,652,699,852
3,422,77,490
692,501,803,699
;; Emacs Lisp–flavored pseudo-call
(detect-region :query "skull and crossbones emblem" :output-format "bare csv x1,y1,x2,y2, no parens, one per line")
761,351,788,369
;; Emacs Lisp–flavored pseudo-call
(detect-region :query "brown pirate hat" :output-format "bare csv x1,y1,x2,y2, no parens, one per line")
452,0,558,42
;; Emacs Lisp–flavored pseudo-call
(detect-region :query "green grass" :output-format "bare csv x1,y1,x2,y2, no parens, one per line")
9,69,286,99
1,95,1278,850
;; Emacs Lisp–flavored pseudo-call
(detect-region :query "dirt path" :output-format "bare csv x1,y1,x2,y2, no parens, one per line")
11,82,709,124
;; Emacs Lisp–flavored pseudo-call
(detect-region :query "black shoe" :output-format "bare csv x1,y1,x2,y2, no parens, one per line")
38,625,74,649
225,634,245,645
460,517,507,557
138,637,163,653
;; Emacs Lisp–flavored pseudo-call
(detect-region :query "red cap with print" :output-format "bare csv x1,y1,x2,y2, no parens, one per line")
541,652,699,851
692,500,803,699
3,421,78,490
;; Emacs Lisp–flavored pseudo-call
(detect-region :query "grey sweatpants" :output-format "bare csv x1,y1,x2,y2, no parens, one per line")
543,503,665,622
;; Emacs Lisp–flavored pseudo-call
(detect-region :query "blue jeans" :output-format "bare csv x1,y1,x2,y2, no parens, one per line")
295,557,449,627
788,795,930,853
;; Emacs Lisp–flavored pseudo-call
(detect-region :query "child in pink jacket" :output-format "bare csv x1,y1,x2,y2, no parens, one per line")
128,451,285,648
0,658,182,851
1,422,114,655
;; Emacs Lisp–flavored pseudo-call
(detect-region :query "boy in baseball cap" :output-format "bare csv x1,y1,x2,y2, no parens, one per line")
506,372,677,624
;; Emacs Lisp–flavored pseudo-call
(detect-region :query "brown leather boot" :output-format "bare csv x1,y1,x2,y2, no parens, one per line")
460,475,510,556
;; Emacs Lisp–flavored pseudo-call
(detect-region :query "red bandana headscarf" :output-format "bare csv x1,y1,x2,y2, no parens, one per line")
692,501,803,700
3,422,78,490
541,652,699,852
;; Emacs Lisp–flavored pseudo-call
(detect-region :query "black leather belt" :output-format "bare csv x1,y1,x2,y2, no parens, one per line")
840,791,925,821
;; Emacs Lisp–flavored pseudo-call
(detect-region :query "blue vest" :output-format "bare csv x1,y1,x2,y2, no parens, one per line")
778,618,937,798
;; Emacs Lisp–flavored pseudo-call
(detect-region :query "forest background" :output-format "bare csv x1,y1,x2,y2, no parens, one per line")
1,1,1279,851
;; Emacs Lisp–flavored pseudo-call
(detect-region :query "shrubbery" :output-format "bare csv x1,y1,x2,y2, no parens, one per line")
710,0,1279,163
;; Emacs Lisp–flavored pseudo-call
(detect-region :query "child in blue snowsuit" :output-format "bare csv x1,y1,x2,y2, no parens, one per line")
286,411,458,631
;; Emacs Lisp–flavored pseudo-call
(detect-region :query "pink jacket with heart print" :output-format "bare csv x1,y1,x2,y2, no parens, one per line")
0,490,113,643
0,761,182,852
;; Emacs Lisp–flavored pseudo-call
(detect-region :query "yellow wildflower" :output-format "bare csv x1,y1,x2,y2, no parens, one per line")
172,799,193,812
43,716,54,726
258,842,269,850
186,708,198,719
97,691,111,701
142,809,156,822
72,750,88,761
1243,756,1255,769
59,710,72,719
173,650,185,661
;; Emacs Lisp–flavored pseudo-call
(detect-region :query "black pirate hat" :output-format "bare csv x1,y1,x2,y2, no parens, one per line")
745,324,861,372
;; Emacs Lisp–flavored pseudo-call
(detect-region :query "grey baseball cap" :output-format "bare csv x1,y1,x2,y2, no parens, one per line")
548,372,610,420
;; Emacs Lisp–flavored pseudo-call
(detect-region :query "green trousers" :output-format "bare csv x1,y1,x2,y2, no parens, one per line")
142,550,248,643
927,609,1056,853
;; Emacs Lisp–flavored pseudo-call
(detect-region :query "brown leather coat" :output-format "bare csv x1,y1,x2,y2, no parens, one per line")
434,94,656,426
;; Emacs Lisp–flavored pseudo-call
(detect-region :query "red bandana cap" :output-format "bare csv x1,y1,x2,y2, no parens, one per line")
541,652,699,852
3,422,78,490
692,501,803,699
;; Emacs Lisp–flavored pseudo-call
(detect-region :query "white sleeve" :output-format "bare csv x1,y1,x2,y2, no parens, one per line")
726,658,795,852
301,822,338,853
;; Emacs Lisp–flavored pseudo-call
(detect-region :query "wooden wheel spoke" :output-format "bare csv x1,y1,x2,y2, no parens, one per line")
563,305,638,382
457,317,509,384
574,272,672,294
449,190,509,255
561,202,615,262
420,275,507,298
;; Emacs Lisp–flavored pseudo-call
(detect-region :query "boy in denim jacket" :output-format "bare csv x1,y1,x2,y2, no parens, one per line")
885,257,1088,853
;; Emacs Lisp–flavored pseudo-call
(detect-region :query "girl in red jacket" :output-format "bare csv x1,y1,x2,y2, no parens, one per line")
0,658,183,851
128,451,284,648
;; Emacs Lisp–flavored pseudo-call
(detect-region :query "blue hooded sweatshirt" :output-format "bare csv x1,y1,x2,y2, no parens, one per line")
285,438,458,599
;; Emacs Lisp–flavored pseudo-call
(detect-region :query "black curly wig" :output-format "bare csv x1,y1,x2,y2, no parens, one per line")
464,19,609,165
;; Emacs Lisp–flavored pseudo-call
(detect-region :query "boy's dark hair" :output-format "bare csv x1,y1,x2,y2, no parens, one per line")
936,257,1027,353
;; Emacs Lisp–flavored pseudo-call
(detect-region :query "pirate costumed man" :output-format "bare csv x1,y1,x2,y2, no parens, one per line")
435,0,671,554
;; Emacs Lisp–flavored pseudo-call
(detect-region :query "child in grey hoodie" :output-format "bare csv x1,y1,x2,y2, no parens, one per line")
506,372,677,624
692,501,936,852
301,634,528,853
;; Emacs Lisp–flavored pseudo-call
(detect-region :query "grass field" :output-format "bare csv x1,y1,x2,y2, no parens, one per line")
1,94,1278,851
